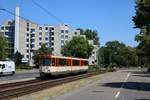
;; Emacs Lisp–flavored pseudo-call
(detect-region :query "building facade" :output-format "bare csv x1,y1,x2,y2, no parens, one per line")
0,20,15,57
0,7,98,66
88,40,99,65
0,7,80,65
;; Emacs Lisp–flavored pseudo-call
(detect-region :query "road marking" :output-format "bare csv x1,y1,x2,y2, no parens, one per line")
115,72,130,98
121,72,130,88
115,91,120,98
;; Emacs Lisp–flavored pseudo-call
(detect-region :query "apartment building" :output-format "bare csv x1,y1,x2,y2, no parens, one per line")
0,7,80,65
88,40,99,65
0,6,99,66
0,20,15,57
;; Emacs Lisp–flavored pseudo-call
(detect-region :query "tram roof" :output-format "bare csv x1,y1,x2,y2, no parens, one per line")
39,54,88,61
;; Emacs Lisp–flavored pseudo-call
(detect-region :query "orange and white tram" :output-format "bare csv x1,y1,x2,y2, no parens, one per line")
39,54,88,77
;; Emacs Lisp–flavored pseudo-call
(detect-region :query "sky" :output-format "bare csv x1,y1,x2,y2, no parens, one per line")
0,0,139,47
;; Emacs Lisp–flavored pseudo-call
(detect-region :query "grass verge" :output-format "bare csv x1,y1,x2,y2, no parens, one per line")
12,74,102,100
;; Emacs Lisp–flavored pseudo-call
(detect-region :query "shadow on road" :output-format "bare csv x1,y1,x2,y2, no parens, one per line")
101,69,150,91
0,74,13,77
123,70,149,75
102,82,150,91
132,74,150,77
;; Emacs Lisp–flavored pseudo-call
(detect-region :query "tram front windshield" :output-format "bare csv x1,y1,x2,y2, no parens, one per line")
41,59,52,66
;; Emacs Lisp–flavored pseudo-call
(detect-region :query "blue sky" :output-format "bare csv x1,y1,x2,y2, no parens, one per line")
0,0,139,46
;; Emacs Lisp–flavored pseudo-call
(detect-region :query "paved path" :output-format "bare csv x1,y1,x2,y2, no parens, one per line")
0,69,39,83
53,68,150,100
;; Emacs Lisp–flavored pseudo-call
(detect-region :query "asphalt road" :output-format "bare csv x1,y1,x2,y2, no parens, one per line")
53,68,150,100
0,69,39,83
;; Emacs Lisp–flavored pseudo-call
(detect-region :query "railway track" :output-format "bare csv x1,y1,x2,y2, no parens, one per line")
0,71,103,100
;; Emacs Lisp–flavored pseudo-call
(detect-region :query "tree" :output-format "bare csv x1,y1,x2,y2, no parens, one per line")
133,0,150,33
78,28,100,45
14,51,23,65
61,36,93,58
133,0,150,66
0,35,8,60
99,41,138,67
33,44,52,67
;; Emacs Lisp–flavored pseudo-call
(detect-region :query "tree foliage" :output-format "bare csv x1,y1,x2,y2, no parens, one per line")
78,28,100,45
0,35,8,60
33,44,52,67
99,41,138,67
14,51,23,65
133,0,150,30
61,36,93,58
133,0,150,66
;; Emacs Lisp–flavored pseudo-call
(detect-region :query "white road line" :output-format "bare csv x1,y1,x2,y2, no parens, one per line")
121,72,130,88
114,72,130,98
115,91,120,98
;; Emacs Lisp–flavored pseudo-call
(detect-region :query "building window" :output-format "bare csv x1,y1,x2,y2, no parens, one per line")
46,43,48,46
61,45,64,48
61,30,64,33
45,37,48,41
65,30,68,33
27,27,29,31
5,32,9,35
27,22,29,27
65,35,68,39
45,32,49,36
26,44,29,47
45,27,48,30
39,42,42,46
39,37,42,40
26,55,29,58
26,33,29,37
30,34,35,37
22,55,24,58
26,49,29,53
1,26,4,30
31,44,34,48
51,37,54,40
8,21,12,25
51,32,54,35
52,42,54,45
39,27,42,30
5,26,9,30
26,39,29,42
39,32,42,35
51,48,54,51
61,40,64,44
75,32,77,35
61,35,64,39
31,29,35,33
31,39,35,42
51,27,54,30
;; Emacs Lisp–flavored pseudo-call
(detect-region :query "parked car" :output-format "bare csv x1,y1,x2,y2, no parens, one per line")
0,61,15,75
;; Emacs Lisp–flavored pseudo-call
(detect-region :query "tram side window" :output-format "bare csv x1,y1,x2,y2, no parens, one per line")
81,61,84,66
73,60,79,66
42,59,52,66
52,58,55,66
59,58,67,66
84,61,88,66
67,59,71,66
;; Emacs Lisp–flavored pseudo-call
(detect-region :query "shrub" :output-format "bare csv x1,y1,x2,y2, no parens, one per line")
88,65,100,72
108,63,118,68
16,64,32,69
